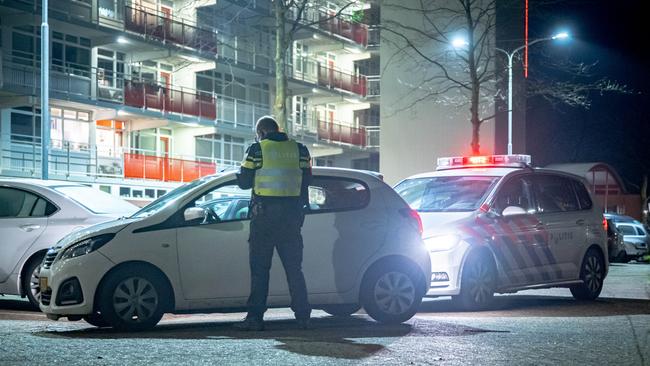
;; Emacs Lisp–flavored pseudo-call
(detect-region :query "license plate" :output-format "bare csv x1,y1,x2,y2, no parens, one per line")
39,277,48,290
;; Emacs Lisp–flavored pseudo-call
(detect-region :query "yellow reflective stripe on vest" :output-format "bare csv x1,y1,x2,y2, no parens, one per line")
254,139,302,197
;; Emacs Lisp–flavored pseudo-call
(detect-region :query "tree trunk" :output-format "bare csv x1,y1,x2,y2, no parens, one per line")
273,1,288,132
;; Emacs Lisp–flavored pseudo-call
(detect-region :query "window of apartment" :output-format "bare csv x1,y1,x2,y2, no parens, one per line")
10,107,41,143
99,185,112,194
50,107,91,151
293,96,309,126
294,43,309,74
11,26,39,65
97,48,125,89
99,0,125,20
224,74,246,99
96,120,125,157
51,32,91,77
195,134,247,166
130,128,172,156
249,83,269,105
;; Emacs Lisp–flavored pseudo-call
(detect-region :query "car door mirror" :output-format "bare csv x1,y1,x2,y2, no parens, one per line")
184,207,206,222
502,206,528,217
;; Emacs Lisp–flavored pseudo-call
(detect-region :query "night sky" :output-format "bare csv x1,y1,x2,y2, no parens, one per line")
525,0,650,193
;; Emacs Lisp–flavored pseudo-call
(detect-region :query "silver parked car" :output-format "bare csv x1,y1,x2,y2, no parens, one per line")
0,179,137,308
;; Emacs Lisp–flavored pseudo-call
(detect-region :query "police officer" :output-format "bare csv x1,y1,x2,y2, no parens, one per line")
234,116,312,331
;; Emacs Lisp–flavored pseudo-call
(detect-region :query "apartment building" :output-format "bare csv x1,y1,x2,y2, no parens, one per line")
0,0,380,204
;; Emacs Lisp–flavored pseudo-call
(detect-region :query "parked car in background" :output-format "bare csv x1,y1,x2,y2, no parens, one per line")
39,168,430,330
605,217,627,262
0,179,137,308
604,213,649,262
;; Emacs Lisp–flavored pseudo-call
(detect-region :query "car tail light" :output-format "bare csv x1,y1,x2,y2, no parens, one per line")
400,208,423,236
603,217,608,232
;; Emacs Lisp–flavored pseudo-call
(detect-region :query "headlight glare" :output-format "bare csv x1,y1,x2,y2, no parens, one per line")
424,234,461,252
58,233,115,261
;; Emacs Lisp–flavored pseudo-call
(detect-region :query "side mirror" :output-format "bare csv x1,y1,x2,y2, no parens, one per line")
502,206,528,217
184,207,206,222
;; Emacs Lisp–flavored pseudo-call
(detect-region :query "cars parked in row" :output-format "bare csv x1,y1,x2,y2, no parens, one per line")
395,155,608,310
39,168,431,330
604,213,649,262
0,179,137,308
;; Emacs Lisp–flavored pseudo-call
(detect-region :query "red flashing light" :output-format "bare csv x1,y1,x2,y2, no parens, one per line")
479,203,491,213
436,154,532,170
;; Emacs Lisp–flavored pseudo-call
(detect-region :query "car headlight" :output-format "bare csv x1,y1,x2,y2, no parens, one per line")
424,234,461,252
58,234,115,261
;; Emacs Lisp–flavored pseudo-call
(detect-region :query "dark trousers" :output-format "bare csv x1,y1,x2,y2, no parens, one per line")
246,199,311,320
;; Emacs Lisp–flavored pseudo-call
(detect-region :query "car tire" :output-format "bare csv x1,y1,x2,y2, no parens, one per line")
98,266,169,331
361,261,424,324
22,254,45,310
452,251,497,311
321,304,361,317
83,312,110,328
570,248,605,300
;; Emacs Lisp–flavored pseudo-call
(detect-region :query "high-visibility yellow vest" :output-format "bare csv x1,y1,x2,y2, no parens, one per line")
253,139,302,197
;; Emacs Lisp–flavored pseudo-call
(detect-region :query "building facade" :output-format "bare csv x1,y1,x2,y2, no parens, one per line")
0,0,379,204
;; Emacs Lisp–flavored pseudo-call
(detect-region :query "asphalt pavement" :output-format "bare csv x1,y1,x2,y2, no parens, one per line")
0,263,648,365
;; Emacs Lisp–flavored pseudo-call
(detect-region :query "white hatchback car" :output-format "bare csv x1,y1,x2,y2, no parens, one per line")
395,155,608,310
0,179,137,308
39,168,430,330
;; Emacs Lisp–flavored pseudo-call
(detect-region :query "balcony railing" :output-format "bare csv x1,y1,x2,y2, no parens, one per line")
2,57,218,121
1,136,216,183
124,5,218,54
297,8,369,46
317,120,367,147
316,65,367,97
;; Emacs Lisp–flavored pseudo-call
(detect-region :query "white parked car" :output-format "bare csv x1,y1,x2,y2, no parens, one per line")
395,155,608,310
39,168,430,330
0,179,137,308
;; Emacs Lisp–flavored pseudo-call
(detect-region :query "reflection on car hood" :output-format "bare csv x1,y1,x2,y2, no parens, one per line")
53,217,139,251
419,211,474,239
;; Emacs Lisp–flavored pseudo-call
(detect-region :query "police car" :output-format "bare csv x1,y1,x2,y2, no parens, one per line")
395,155,608,310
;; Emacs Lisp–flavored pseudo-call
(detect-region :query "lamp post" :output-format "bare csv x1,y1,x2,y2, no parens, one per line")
41,0,50,179
495,32,569,155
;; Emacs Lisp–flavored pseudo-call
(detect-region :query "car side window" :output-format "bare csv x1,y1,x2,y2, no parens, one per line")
0,187,57,218
572,179,593,210
635,226,647,236
532,175,580,213
493,176,533,214
191,183,251,224
617,224,636,236
307,177,369,213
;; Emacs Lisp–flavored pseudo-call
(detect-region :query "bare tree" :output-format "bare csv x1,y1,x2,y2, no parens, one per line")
382,0,498,155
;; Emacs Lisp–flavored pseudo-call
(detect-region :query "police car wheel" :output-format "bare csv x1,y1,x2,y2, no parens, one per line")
361,262,423,324
321,304,361,317
453,251,496,311
98,266,169,331
22,254,45,310
570,249,605,301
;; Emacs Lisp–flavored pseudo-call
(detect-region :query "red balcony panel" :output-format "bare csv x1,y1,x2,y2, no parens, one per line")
124,80,145,108
124,153,216,182
317,66,367,97
124,81,216,120
317,120,366,147
318,13,368,46
124,6,217,54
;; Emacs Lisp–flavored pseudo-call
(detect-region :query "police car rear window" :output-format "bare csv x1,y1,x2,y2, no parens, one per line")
395,176,499,212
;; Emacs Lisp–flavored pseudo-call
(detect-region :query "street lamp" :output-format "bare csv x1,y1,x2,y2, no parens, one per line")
495,32,569,155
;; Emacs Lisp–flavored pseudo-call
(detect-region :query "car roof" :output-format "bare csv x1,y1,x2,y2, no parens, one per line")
401,166,586,181
0,178,85,188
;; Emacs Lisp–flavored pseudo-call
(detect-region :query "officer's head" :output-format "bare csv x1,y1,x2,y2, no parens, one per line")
255,116,279,141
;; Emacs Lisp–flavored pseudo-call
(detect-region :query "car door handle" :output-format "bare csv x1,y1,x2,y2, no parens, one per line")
575,219,585,226
20,224,41,232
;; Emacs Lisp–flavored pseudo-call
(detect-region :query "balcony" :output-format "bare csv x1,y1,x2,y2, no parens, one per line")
298,8,369,46
316,65,367,96
317,120,379,148
1,137,216,183
124,80,216,120
124,5,218,54
2,57,218,122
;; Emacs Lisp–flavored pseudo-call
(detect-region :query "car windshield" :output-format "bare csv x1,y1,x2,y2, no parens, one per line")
130,176,214,218
52,185,137,215
395,176,499,212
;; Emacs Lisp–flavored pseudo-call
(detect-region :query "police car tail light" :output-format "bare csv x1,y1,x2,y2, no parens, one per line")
603,217,608,232
436,154,532,170
400,208,423,236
